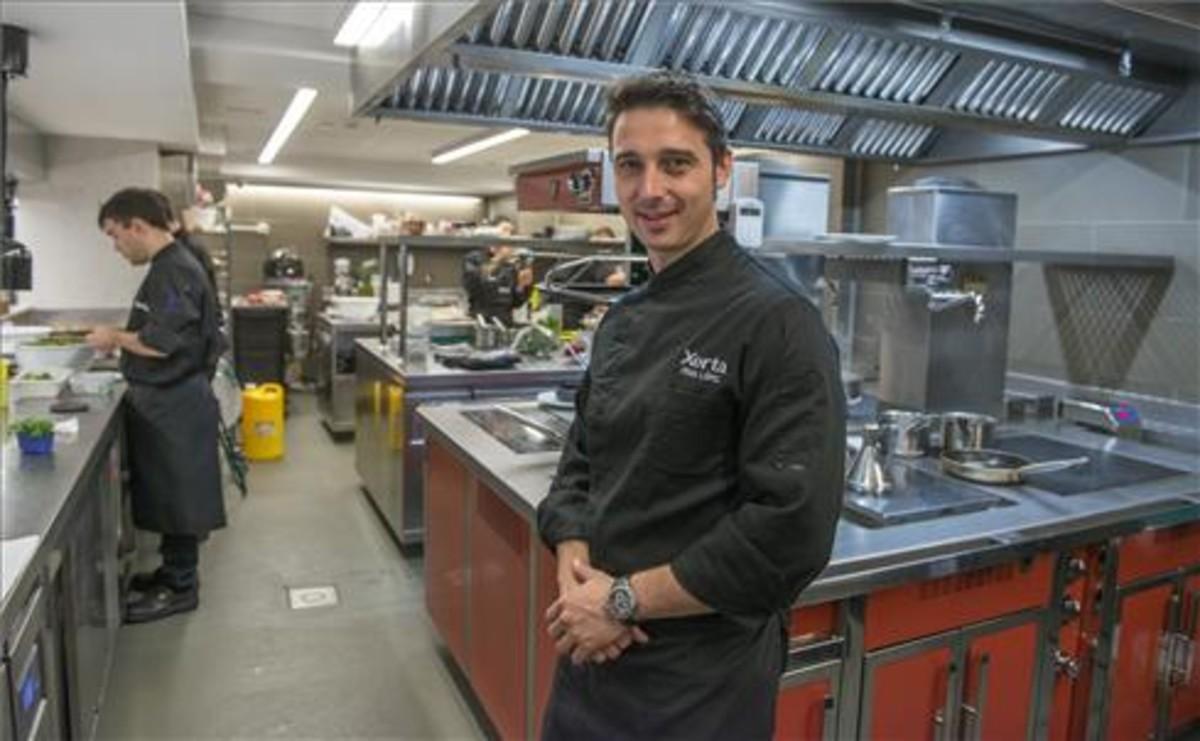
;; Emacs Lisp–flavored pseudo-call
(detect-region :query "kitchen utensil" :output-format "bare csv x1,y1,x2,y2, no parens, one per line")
473,314,500,350
940,448,1089,485
939,412,997,452
879,410,933,458
841,371,863,404
16,341,95,372
847,424,892,496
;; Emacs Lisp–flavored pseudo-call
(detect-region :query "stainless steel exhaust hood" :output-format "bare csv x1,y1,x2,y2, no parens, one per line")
356,1,1198,164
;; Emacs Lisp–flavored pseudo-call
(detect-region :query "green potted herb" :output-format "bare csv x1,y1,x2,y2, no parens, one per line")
12,417,55,455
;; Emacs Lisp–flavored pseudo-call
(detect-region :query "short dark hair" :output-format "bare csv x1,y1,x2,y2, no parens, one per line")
605,71,729,163
97,188,173,230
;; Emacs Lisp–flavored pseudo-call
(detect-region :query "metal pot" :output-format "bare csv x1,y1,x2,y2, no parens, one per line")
941,449,1089,485
473,314,501,350
939,412,996,452
879,410,933,458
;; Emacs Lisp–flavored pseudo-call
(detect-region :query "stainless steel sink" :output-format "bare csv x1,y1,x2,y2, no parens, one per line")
462,405,570,454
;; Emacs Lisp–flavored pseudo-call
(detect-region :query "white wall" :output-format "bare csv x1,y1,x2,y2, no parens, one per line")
8,116,46,182
14,136,160,310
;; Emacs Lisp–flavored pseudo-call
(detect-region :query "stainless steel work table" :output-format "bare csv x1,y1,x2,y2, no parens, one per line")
355,338,584,546
1,390,125,614
418,401,1200,604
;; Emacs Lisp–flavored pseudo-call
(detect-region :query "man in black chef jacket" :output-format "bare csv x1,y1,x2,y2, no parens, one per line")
536,72,845,739
88,188,226,623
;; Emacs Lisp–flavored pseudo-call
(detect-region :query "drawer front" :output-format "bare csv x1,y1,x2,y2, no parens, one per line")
864,554,1053,650
1117,522,1200,586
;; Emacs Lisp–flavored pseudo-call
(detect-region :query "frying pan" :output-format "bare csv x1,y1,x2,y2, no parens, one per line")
941,448,1089,485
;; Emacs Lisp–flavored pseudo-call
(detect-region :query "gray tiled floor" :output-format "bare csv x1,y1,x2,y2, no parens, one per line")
97,393,485,740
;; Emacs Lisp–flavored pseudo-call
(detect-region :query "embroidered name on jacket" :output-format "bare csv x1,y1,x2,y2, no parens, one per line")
679,348,728,385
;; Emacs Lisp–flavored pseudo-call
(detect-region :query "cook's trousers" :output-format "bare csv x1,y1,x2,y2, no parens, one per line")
160,534,199,591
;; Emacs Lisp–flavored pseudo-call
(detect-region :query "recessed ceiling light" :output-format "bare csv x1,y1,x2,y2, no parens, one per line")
432,128,531,165
257,88,318,165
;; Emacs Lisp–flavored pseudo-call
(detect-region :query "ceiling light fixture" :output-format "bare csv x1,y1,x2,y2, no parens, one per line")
257,88,318,165
432,128,531,165
334,2,414,48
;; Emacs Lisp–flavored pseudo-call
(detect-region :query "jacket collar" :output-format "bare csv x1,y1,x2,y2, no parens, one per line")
644,230,736,294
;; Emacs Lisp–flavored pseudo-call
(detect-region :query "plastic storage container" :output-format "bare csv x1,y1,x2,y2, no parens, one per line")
241,383,285,461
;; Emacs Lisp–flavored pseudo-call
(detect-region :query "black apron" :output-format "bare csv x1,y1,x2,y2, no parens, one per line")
121,242,227,535
125,377,226,534
542,613,784,740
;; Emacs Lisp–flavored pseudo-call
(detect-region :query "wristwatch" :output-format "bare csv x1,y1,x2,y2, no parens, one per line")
605,576,638,625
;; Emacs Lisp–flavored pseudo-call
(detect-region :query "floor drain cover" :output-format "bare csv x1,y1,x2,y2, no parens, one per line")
287,585,339,610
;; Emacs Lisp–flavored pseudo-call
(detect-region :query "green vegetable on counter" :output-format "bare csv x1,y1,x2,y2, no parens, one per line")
20,371,54,381
11,417,54,438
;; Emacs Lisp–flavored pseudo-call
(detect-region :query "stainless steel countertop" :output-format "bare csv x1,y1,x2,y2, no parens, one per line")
1,389,125,614
419,401,1200,604
356,338,584,391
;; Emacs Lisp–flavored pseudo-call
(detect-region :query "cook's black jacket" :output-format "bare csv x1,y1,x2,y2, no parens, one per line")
537,230,845,619
121,241,224,386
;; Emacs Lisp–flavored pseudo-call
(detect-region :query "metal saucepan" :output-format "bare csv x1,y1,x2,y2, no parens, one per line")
879,410,933,458
939,412,997,452
941,448,1089,485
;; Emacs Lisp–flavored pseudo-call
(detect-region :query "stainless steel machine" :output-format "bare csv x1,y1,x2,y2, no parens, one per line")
315,313,379,435
878,178,1017,417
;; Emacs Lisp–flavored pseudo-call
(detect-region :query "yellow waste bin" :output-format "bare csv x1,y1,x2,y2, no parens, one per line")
241,383,285,461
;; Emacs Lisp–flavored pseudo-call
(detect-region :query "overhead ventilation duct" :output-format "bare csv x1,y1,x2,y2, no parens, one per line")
358,0,1196,163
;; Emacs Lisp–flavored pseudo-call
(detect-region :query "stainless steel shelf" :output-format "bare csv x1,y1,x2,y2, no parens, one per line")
758,239,1175,270
325,235,626,253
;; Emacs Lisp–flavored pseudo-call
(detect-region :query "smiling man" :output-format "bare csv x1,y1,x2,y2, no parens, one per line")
536,73,846,739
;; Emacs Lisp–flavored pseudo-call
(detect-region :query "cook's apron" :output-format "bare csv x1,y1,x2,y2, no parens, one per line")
125,373,226,535
541,612,785,740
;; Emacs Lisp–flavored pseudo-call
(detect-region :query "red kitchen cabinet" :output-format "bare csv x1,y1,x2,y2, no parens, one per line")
468,482,532,741
424,440,470,668
862,613,1040,740
961,620,1040,740
533,545,559,737
1169,573,1200,735
1105,582,1174,741
775,673,836,741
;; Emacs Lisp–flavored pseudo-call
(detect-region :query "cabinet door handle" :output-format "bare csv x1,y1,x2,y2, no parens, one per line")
960,653,990,741
934,661,959,741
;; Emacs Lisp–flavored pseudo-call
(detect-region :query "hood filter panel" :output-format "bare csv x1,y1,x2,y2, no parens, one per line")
811,31,957,105
464,0,653,63
1058,81,1166,135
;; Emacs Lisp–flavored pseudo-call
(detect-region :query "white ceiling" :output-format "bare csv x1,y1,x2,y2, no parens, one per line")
1,0,600,197
1,1,200,149
186,0,601,196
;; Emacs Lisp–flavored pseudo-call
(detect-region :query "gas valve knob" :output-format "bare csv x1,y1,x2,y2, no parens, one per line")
1066,557,1088,580
1054,650,1080,680
1061,597,1082,617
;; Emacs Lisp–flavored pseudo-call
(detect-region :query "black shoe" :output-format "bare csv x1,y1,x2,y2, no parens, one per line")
124,585,199,624
129,568,199,594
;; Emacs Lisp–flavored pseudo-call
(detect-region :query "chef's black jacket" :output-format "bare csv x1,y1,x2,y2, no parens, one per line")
537,230,845,739
122,241,226,535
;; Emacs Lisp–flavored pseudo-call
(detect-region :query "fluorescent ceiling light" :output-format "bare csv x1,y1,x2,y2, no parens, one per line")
335,2,413,48
334,2,383,47
257,88,318,165
432,128,531,165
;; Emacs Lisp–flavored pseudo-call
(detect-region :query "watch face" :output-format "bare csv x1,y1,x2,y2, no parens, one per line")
611,588,634,618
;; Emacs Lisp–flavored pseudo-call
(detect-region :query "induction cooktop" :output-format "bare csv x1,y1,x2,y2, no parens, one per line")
989,434,1186,496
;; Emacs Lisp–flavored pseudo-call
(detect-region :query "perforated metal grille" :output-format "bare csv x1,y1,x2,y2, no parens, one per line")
851,119,936,158
811,31,957,104
950,61,1069,122
1044,266,1170,387
1058,81,1166,135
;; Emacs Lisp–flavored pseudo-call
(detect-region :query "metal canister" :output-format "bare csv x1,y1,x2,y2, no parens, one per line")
939,412,996,452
